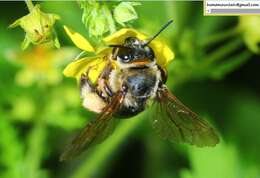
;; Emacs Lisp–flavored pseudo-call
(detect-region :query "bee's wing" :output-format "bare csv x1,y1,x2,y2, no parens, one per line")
150,86,219,147
60,91,125,161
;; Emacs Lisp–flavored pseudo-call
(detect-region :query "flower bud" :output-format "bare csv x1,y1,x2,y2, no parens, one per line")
88,7,109,37
9,5,60,50
113,2,140,26
80,2,109,38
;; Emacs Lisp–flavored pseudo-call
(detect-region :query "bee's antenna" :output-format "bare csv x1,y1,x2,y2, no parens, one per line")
108,44,132,49
74,51,86,61
108,44,125,48
143,19,173,46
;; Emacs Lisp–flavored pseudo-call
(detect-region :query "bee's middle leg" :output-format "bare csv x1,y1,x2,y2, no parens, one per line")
157,65,168,84
98,64,114,98
80,74,107,113
98,78,114,97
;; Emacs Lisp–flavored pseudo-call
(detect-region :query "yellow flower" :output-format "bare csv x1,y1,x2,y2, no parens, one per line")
8,44,77,87
239,16,260,54
63,26,174,84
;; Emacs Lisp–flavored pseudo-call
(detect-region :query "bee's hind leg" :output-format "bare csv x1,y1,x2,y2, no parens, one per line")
80,74,94,98
80,74,107,113
80,74,93,91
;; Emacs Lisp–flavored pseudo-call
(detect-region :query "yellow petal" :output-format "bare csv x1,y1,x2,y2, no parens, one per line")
63,56,106,84
103,28,174,67
149,40,174,67
64,26,95,52
103,28,146,44
96,46,112,55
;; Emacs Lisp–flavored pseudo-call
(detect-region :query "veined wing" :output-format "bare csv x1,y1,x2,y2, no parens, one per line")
150,86,219,147
60,90,126,161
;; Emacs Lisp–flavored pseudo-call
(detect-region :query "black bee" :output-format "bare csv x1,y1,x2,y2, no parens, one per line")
60,20,219,161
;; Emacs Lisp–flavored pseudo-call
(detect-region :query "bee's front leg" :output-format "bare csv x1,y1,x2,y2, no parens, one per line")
98,63,114,98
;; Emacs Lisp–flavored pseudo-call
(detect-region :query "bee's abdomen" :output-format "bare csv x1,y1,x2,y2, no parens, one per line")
116,72,157,118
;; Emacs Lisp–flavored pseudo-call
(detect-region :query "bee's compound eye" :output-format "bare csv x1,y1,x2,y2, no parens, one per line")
117,48,134,63
144,46,155,60
123,55,130,61
118,54,131,63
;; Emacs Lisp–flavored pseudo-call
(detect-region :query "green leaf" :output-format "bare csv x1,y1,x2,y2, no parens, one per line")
181,143,260,178
11,96,35,122
0,115,25,178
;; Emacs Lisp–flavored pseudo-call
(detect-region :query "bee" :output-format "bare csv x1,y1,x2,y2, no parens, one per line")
60,20,219,161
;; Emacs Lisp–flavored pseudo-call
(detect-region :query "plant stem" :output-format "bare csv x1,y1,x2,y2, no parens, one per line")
25,0,34,12
25,120,46,178
200,27,240,47
210,50,252,79
205,37,243,65
25,85,47,178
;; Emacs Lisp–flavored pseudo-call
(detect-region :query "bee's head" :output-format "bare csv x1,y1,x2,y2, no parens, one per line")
111,37,155,68
110,20,173,68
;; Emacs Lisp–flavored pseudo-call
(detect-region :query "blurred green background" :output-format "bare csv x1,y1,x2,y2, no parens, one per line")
1,1,260,178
